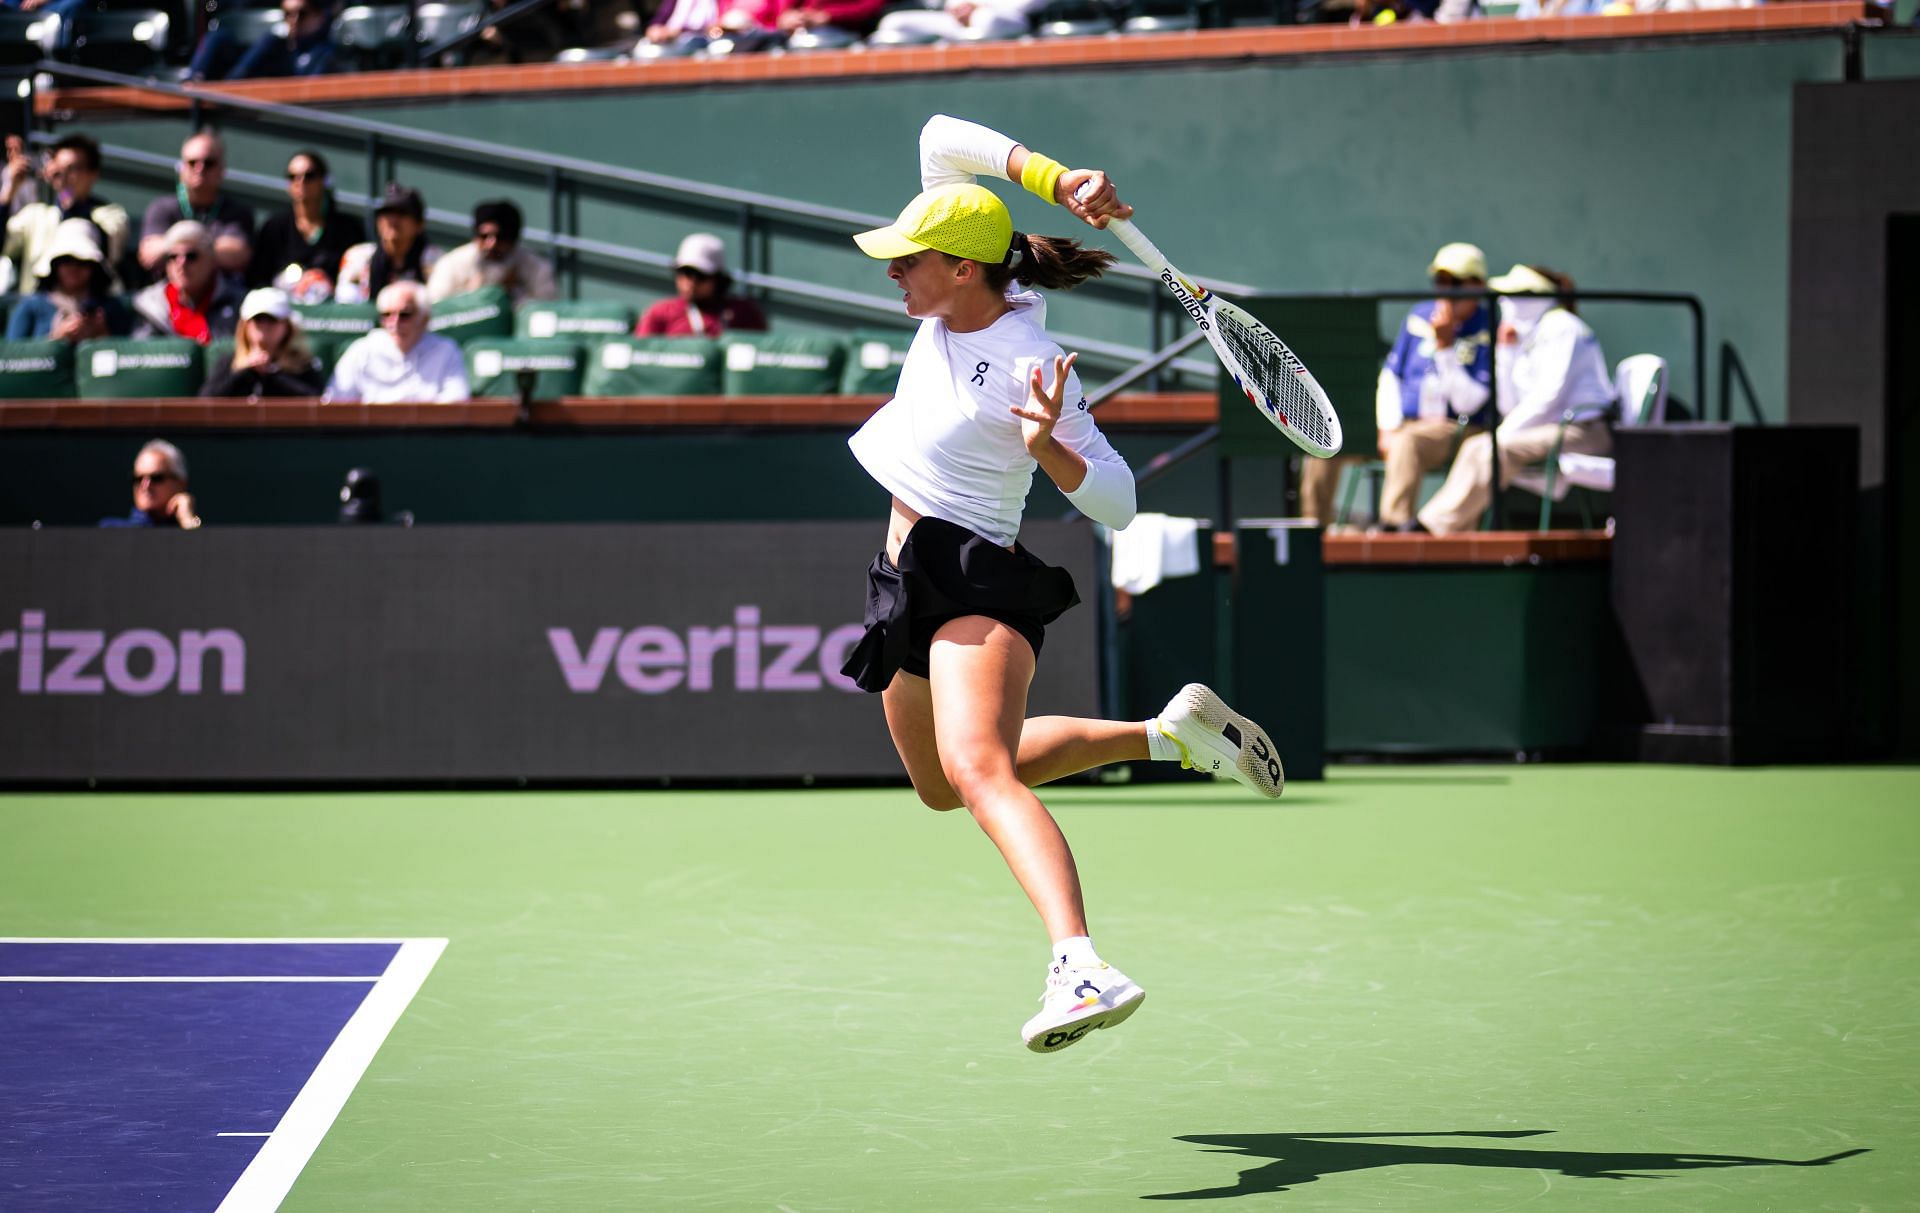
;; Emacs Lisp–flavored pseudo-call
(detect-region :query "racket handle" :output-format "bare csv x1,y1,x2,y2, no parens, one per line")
1069,181,1169,275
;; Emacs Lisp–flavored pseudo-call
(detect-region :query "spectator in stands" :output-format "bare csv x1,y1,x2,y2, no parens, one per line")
325,281,470,403
248,150,364,300
102,439,202,529
644,0,721,51
425,199,557,305
188,0,338,82
201,288,327,398
5,219,132,341
1306,241,1494,530
131,221,245,344
4,133,129,295
635,233,767,338
335,184,442,305
870,0,1043,42
3,135,39,221
139,130,254,279
464,0,574,65
774,0,885,40
1417,264,1615,535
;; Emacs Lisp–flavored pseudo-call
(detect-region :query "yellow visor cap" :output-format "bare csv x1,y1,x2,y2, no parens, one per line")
854,182,1014,264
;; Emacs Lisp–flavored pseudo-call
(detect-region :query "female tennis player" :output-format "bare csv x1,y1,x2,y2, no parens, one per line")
840,115,1286,1053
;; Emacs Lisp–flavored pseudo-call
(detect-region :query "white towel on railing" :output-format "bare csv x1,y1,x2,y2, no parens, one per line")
1109,513,1201,594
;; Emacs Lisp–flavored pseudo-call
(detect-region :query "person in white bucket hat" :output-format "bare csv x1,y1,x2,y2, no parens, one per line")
5,217,131,342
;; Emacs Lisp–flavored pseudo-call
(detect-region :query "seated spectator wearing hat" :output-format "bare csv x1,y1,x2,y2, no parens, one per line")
335,184,442,305
774,0,885,40
131,221,245,344
1417,264,1614,536
139,130,254,280
248,150,366,300
426,199,557,306
6,218,133,342
4,133,129,296
188,0,337,82
102,439,202,530
325,281,470,404
635,233,768,338
201,288,326,399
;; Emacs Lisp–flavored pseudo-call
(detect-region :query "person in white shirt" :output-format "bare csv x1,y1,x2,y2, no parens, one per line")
840,114,1287,1055
1417,263,1615,534
872,0,1046,42
324,281,470,404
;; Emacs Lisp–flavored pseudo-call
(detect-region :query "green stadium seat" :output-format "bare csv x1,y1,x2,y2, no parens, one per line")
581,337,723,397
333,4,411,70
722,333,847,396
428,287,514,344
204,339,235,384
0,339,76,399
466,338,586,398
76,339,204,399
517,300,638,342
840,329,913,394
293,302,377,341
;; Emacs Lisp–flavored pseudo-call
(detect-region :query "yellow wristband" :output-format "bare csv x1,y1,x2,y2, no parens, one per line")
1020,153,1067,206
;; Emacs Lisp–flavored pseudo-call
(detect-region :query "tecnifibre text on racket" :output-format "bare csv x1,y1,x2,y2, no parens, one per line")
1090,202,1343,458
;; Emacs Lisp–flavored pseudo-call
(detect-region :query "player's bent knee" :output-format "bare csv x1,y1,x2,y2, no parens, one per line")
914,783,964,811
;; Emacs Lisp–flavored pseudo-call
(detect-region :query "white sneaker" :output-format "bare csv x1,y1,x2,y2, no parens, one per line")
1021,957,1145,1053
1158,683,1285,799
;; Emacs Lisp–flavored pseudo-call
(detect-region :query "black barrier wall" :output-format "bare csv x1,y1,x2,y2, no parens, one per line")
0,523,1100,783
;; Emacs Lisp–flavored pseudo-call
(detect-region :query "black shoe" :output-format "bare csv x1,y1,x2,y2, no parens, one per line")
1394,519,1429,535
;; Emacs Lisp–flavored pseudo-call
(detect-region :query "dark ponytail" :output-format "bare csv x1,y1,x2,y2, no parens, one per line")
1529,264,1578,314
947,232,1117,294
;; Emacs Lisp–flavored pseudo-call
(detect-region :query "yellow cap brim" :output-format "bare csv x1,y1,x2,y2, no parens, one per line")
853,225,930,260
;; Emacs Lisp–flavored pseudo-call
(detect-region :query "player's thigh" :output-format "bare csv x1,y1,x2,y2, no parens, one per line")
881,670,962,810
925,615,1034,793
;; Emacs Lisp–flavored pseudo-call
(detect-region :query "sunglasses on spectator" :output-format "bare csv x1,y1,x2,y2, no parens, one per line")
1432,274,1484,288
132,472,175,486
183,158,221,169
379,308,419,321
166,250,203,264
286,170,323,181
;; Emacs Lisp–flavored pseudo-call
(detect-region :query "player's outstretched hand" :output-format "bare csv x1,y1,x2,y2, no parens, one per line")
1012,351,1078,455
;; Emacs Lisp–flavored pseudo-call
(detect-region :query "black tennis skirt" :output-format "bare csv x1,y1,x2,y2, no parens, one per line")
838,515,1081,694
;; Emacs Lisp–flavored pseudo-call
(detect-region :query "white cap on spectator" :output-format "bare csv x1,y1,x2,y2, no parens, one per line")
1427,242,1487,281
1489,264,1559,295
242,287,293,321
674,232,727,276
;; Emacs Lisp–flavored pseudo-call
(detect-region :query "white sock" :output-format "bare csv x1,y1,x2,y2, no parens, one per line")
1052,935,1100,968
1144,719,1180,763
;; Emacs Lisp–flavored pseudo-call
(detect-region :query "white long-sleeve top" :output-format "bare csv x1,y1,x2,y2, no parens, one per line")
1495,306,1614,434
847,115,1136,545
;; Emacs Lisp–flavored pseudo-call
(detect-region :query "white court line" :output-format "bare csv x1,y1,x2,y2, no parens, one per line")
215,937,447,1213
3,976,384,983
0,937,421,944
217,1133,274,1138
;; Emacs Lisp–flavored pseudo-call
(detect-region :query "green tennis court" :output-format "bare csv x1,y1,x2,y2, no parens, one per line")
5,764,1914,1209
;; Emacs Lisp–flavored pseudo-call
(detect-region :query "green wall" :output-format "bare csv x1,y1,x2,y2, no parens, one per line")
73,30,1920,422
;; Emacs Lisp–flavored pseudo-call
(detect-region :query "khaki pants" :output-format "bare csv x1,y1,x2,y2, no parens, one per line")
1417,421,1612,535
1298,453,1365,527
1380,419,1479,526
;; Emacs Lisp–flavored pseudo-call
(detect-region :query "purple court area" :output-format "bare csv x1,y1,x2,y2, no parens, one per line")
0,941,399,1212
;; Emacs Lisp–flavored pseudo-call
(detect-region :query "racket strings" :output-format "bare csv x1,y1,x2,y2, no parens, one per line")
1217,312,1334,453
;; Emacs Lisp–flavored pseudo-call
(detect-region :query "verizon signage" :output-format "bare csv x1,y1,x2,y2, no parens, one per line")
0,524,1098,783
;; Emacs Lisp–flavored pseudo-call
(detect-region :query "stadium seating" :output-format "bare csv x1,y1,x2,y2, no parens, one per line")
293,301,377,340
427,286,514,344
74,337,202,399
581,336,724,396
1511,352,1670,528
517,300,637,342
465,338,586,397
0,10,60,69
840,329,911,395
0,339,76,398
332,4,412,70
203,7,288,48
68,8,173,76
721,333,846,397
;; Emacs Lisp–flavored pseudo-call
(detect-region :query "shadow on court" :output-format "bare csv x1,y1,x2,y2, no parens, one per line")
1144,1130,1868,1200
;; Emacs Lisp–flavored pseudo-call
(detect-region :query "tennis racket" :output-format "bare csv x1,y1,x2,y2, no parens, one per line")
1096,209,1343,458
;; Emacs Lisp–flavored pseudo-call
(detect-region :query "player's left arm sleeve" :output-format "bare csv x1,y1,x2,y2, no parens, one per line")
919,115,1019,190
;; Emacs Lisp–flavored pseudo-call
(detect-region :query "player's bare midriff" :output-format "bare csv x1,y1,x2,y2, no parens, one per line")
886,497,1016,564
